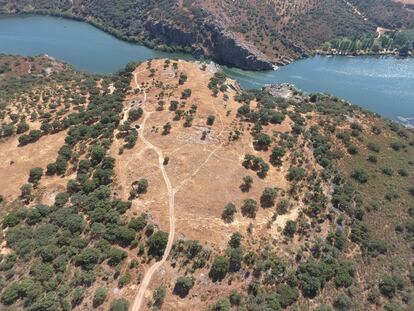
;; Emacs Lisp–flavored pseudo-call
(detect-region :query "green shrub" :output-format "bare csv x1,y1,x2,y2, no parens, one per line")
153,285,166,307
174,276,194,297
242,199,258,218
351,169,368,183
147,231,168,258
110,298,129,311
209,256,229,282
93,287,107,307
222,203,237,223
212,298,231,311
277,284,299,308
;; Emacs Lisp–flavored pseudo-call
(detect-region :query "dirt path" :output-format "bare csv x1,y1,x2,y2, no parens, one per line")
129,66,226,310
130,73,175,311
131,107,176,311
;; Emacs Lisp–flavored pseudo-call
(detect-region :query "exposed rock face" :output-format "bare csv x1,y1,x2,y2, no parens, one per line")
145,19,197,46
145,18,274,71
204,21,274,71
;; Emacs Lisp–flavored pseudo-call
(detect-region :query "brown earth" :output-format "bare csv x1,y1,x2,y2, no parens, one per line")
112,60,294,249
0,131,66,201
106,60,318,310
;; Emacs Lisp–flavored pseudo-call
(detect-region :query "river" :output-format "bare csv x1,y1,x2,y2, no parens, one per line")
0,15,413,126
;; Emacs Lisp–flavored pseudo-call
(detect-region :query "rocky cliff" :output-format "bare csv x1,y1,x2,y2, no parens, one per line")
145,18,274,71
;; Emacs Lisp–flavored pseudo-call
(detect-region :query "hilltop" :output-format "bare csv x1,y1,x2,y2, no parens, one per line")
0,56,414,311
0,0,413,70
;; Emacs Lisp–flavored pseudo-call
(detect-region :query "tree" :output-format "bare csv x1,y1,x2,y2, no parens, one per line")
29,130,42,142
229,232,243,248
184,114,194,127
283,221,297,238
0,282,19,305
229,290,242,306
55,157,68,175
241,176,253,192
148,231,168,258
110,298,129,311
71,287,85,307
181,89,192,99
212,298,231,311
2,124,15,137
18,134,30,146
351,169,368,183
242,199,258,218
254,133,272,150
20,183,32,202
174,276,194,297
288,166,305,181
3,213,20,228
228,247,243,272
75,248,101,270
17,122,29,134
270,112,285,124
93,287,107,307
260,187,277,207
124,130,138,148
222,203,237,223
333,293,352,311
207,115,215,126
162,122,172,135
277,284,299,308
28,167,43,185
153,285,166,307
128,213,147,231
137,178,148,193
347,145,358,155
379,275,398,299
131,179,148,198
105,225,136,247
209,256,229,282
27,292,58,310
178,72,187,85
128,108,143,121
185,240,202,259
169,100,179,111
334,261,355,288
118,272,131,287
270,147,285,166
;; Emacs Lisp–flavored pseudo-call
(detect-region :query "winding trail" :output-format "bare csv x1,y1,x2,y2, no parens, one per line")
129,66,226,310
130,72,175,311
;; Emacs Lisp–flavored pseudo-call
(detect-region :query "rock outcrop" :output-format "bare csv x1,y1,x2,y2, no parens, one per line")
204,20,274,71
145,17,274,71
145,19,197,47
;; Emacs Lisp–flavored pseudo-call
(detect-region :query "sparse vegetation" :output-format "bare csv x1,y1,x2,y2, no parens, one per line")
0,57,412,311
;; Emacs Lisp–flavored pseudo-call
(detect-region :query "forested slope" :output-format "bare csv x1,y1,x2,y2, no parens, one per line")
0,0,412,69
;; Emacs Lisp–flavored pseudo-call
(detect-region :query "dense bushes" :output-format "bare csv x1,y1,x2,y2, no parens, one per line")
242,154,269,177
174,276,194,297
147,231,168,259
0,63,145,309
209,256,230,282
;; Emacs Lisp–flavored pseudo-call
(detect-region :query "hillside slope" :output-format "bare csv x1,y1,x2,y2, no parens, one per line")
0,0,412,70
0,56,413,311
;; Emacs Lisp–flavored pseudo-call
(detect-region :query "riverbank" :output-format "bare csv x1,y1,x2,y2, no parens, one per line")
0,11,275,71
0,15,413,127
0,12,194,55
316,49,413,58
2,12,413,71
